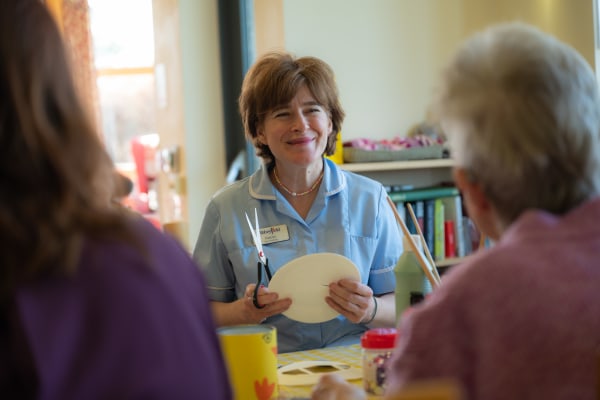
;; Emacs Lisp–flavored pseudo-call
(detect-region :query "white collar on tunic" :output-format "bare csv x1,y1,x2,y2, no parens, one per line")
248,158,346,200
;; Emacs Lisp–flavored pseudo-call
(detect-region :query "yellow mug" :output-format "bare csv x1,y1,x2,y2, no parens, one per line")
217,325,278,400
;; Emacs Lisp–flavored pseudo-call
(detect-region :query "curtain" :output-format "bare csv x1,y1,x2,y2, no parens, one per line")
46,0,103,141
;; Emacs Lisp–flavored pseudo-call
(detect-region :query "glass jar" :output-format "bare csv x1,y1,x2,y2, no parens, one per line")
361,327,398,395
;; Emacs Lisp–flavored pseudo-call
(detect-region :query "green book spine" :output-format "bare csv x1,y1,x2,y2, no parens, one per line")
434,198,445,261
388,186,460,203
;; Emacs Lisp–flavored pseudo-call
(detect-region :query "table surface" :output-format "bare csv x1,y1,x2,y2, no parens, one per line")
277,344,381,400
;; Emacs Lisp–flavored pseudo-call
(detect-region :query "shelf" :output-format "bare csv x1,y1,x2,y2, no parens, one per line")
340,158,454,173
340,158,467,269
339,159,454,187
436,257,465,268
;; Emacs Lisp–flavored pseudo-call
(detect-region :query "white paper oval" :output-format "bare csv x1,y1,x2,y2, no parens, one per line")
268,253,360,323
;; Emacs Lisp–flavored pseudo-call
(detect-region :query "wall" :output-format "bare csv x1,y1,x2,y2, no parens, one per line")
460,0,595,66
282,0,464,142
282,0,596,143
153,0,226,250
254,0,285,56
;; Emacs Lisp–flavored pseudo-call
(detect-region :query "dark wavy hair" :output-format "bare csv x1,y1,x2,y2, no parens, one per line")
0,0,135,298
239,52,345,166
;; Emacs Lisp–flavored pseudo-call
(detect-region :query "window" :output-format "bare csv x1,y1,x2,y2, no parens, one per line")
88,0,156,165
88,0,160,213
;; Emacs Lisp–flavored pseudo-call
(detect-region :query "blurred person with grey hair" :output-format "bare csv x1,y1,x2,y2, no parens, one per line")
311,21,600,400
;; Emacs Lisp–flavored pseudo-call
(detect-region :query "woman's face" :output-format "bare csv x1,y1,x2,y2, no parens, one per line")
257,85,332,169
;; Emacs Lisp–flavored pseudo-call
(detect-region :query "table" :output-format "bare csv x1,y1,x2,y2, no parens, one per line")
277,344,381,399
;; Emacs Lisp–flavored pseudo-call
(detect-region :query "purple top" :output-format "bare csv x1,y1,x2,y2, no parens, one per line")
387,198,600,400
8,217,232,399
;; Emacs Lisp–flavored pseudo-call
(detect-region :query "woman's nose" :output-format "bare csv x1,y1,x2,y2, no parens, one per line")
290,111,308,131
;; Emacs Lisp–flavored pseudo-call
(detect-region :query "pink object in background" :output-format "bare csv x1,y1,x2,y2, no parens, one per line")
343,134,443,151
130,133,159,213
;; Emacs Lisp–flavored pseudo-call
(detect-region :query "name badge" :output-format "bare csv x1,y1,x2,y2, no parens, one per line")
259,224,290,245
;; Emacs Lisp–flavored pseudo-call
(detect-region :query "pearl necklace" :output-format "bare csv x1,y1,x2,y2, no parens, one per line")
273,167,324,197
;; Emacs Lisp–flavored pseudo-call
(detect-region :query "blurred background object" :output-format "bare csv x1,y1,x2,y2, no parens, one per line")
130,133,160,214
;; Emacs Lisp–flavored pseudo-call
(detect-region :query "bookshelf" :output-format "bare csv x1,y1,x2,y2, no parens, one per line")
340,159,468,268
340,159,454,188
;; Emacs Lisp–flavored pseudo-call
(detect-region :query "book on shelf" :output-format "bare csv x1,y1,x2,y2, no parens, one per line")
389,184,476,265
388,185,460,203
395,202,406,228
444,220,456,258
404,201,417,234
401,200,426,235
423,199,435,256
433,198,445,261
441,195,466,258
414,200,425,233
462,216,473,255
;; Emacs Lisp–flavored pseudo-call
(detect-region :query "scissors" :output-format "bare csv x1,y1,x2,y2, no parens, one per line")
245,208,272,309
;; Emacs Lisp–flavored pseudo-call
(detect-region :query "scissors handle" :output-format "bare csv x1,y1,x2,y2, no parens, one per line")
252,259,271,309
264,259,272,281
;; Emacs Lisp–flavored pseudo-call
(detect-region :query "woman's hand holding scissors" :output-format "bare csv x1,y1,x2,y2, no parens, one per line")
242,209,292,323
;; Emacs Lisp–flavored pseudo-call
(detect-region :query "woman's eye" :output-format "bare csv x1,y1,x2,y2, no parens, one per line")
306,107,322,114
273,111,289,118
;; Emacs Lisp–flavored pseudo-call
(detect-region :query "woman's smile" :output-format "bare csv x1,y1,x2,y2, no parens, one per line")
286,136,315,145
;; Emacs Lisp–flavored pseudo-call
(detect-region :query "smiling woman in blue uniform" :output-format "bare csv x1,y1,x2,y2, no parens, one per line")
193,52,403,353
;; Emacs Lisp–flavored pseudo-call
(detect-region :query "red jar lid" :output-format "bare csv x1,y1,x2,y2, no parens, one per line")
361,328,398,349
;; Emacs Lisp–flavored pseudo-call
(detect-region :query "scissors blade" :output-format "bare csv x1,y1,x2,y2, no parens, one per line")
245,209,266,265
253,208,267,264
244,212,258,248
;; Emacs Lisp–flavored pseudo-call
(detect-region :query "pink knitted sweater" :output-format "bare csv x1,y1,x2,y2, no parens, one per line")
387,198,600,400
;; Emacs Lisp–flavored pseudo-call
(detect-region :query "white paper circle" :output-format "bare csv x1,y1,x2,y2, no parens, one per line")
268,253,360,323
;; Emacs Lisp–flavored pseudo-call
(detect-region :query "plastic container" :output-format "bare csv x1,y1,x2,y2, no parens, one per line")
361,328,398,395
394,234,432,322
325,132,344,164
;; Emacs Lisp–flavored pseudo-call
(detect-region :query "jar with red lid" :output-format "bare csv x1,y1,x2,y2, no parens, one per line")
360,327,398,395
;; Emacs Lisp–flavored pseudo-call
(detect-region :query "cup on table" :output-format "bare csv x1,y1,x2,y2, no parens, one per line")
217,325,278,400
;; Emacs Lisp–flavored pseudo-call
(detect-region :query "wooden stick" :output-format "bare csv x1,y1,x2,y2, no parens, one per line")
386,196,440,288
406,202,442,283
479,233,487,250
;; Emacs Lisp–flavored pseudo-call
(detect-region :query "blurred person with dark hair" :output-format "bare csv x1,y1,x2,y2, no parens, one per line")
112,171,134,202
0,1,231,398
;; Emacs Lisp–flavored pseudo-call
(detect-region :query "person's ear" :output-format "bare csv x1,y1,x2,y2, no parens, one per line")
454,167,501,240
453,167,490,212
256,125,266,144
326,110,333,134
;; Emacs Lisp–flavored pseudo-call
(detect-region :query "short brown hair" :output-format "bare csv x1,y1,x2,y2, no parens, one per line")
239,52,345,165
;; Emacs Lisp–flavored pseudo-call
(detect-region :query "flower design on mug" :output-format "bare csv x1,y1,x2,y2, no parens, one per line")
254,377,276,400
262,332,273,344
